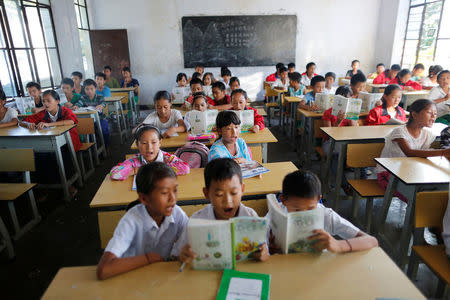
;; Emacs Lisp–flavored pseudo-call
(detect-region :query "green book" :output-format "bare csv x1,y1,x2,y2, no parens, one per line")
216,269,270,300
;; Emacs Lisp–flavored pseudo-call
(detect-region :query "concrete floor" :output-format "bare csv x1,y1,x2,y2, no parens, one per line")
0,110,443,299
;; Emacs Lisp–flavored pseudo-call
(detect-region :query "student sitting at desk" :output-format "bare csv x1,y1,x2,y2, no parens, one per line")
183,93,208,131
208,110,252,163
324,72,337,95
273,66,290,90
366,84,407,125
230,89,265,133
377,99,450,202
220,66,232,91
60,78,81,109
194,64,204,78
71,71,85,95
97,163,189,280
95,72,112,97
140,91,186,138
301,62,318,88
202,72,214,97
0,89,18,128
373,64,401,84
121,67,140,97
268,170,378,254
389,69,422,91
103,65,120,89
299,75,323,111
411,63,425,82
288,72,306,97
171,72,188,101
367,63,385,80
288,62,296,74
110,125,190,180
182,78,212,110
177,158,269,262
26,82,44,114
208,81,232,110
428,69,450,125
229,76,240,92
345,59,364,79
349,73,367,99
265,62,284,82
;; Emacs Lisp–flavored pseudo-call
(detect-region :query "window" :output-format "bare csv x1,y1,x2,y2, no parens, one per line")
74,0,94,79
401,0,450,71
0,0,62,97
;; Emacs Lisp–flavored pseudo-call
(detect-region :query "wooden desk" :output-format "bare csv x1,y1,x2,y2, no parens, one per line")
42,247,425,300
374,157,450,269
283,96,304,141
367,83,388,93
402,90,430,109
0,125,82,202
256,107,267,116
130,128,278,163
105,96,128,143
341,78,350,86
74,110,106,163
110,87,137,124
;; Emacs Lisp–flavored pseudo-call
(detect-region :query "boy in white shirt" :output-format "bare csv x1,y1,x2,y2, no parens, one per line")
428,70,450,125
324,72,337,95
97,163,188,280
273,66,290,90
176,158,269,262
268,170,378,254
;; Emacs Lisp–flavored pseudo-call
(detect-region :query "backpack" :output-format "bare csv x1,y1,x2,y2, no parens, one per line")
440,126,450,149
175,141,210,168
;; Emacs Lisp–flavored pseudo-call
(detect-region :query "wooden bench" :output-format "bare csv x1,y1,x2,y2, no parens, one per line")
76,118,96,182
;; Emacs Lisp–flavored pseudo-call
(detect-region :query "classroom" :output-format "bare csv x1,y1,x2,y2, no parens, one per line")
0,0,449,299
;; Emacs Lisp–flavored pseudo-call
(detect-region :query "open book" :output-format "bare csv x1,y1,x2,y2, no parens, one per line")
188,109,218,135
55,88,68,105
358,91,382,112
203,85,213,97
267,194,324,254
240,161,270,179
232,110,254,132
216,269,270,300
172,86,191,104
331,95,362,121
315,93,334,111
384,117,405,125
188,216,267,270
15,97,35,115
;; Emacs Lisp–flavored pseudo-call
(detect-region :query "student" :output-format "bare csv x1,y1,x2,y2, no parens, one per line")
265,62,284,82
177,158,269,262
121,67,140,96
60,78,81,108
287,62,295,74
26,82,44,114
300,75,323,111
268,170,378,254
349,73,367,98
411,63,425,82
110,125,190,180
191,72,202,81
422,65,443,88
202,72,214,97
182,78,210,110
345,60,364,79
95,72,112,97
301,62,318,88
273,66,289,90
140,91,186,138
72,79,110,146
194,64,204,77
229,77,240,91
428,70,450,125
220,67,232,90
208,110,252,163
366,84,407,125
367,63,385,79
103,65,120,89
175,72,188,88
71,71,85,95
183,93,208,131
0,89,18,128
377,99,450,202
230,89,265,133
20,90,81,152
288,72,306,97
373,64,401,84
389,69,422,91
97,162,189,280
324,72,337,95
208,81,232,110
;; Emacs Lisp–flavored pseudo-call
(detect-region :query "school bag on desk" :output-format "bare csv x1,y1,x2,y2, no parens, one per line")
175,141,209,168
440,126,450,149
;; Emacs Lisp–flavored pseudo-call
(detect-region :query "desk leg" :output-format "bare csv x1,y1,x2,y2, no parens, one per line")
118,101,128,132
323,139,335,198
278,93,283,131
374,175,398,235
397,186,417,269
130,91,137,125
65,132,82,188
115,102,124,143
95,113,107,158
306,116,314,166
261,143,267,163
55,142,70,202
333,142,346,211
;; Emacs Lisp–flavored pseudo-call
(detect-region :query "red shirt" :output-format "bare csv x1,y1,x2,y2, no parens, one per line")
208,94,231,107
265,73,278,82
388,78,422,90
301,72,318,76
185,94,213,105
231,106,265,130
24,105,82,152
322,108,352,141
366,104,407,125
373,70,393,84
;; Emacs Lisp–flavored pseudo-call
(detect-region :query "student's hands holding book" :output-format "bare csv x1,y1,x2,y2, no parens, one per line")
268,232,282,254
234,157,248,164
375,100,383,107
335,110,345,126
308,103,320,111
179,244,196,264
249,125,260,133
308,229,349,253
24,122,36,130
250,243,269,262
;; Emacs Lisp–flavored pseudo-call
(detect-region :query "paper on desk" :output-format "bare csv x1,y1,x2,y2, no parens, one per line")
160,129,179,137
226,277,262,300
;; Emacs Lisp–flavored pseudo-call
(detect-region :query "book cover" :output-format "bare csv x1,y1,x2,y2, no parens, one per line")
231,217,267,267
331,95,362,121
315,93,334,111
203,85,213,97
358,91,382,112
240,161,270,179
55,88,68,105
189,110,218,135
232,110,254,132
216,269,270,300
15,97,35,115
172,86,190,104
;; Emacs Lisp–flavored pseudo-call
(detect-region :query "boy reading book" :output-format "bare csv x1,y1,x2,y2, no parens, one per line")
209,81,232,110
230,89,265,133
268,170,378,254
184,92,209,131
183,78,212,110
300,75,323,111
26,82,44,114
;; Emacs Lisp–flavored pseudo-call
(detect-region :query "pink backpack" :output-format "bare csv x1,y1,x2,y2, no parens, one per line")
175,141,210,168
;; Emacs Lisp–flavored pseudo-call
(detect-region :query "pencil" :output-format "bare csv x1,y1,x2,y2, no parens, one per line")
179,262,186,272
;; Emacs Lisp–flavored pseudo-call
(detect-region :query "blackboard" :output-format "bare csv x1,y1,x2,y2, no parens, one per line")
182,15,296,68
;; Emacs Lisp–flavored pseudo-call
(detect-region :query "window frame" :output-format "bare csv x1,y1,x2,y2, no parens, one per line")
74,0,94,78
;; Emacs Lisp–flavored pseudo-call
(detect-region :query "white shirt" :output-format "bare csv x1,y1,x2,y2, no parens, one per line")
273,79,290,90
421,77,438,88
377,125,436,173
0,107,18,124
301,74,313,87
142,109,182,132
47,110,58,122
105,204,188,259
324,86,337,95
428,86,449,117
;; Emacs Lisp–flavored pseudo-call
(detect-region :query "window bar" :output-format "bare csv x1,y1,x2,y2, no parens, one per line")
36,7,54,87
432,0,446,61
414,3,427,66
20,0,40,84
400,3,413,67
0,3,20,96
48,6,63,82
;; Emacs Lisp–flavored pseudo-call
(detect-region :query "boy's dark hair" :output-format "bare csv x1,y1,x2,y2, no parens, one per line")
413,63,424,70
221,67,231,77
335,86,351,98
190,77,202,86
396,69,411,81
83,79,97,88
103,65,112,71
275,62,285,71
282,170,321,199
351,59,360,65
122,66,131,73
134,124,162,143
430,65,443,76
26,82,41,90
71,71,83,79
176,72,187,83
231,88,248,100
350,73,367,85
202,72,214,85
287,62,295,69
407,99,435,125
43,89,60,101
289,72,301,82
437,70,450,81
192,92,207,103
306,62,316,70
279,66,288,73
154,90,171,103
195,64,204,70
212,81,226,91
192,72,202,80
310,75,325,87
376,63,385,68
390,64,401,71
325,72,336,80
136,162,176,195
230,76,240,85
95,72,106,80
204,158,242,189
216,110,240,130
61,78,74,87
0,89,6,100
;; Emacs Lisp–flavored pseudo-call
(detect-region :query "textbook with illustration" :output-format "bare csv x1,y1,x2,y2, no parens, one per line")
187,216,267,270
189,109,218,135
267,194,324,254
15,97,35,115
232,110,254,132
203,85,213,97
216,269,271,300
240,161,270,179
315,93,334,111
331,95,362,121
384,117,405,125
55,88,68,105
172,86,191,104
358,91,382,112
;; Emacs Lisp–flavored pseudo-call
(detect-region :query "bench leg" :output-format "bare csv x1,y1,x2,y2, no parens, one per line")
0,216,14,259
406,249,419,280
77,152,86,182
351,169,361,222
365,197,374,233
435,279,446,299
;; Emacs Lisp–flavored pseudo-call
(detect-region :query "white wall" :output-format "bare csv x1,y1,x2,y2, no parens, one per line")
88,0,383,104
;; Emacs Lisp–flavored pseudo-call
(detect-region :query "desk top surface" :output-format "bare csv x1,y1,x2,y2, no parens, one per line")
110,87,135,92
0,124,75,137
298,109,370,118
105,96,125,102
320,125,400,141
